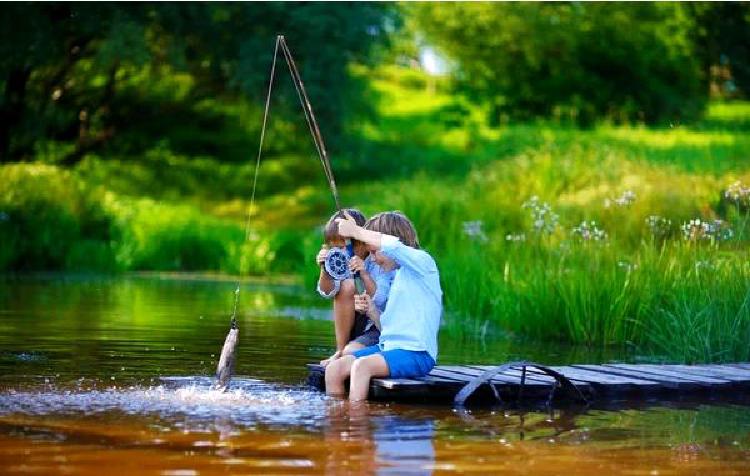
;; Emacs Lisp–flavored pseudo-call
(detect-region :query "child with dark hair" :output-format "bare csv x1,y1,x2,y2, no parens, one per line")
316,208,395,367
325,211,442,401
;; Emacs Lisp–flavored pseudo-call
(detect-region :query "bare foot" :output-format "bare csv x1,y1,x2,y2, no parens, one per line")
320,350,342,368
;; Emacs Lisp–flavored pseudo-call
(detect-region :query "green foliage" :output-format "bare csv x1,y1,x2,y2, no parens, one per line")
412,2,705,124
688,2,750,99
0,163,308,275
0,164,116,271
0,2,396,162
110,199,241,271
315,73,750,362
5,54,750,364
392,177,750,363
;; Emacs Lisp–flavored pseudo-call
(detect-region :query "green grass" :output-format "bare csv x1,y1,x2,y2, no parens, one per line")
323,68,750,363
3,65,750,363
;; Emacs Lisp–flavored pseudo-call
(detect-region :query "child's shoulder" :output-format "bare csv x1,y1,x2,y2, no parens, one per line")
365,258,395,278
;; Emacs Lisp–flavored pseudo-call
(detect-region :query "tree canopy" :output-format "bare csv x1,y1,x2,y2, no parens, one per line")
412,2,712,125
0,2,396,162
1,2,749,163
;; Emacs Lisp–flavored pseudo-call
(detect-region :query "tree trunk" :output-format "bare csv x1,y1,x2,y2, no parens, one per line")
0,67,31,162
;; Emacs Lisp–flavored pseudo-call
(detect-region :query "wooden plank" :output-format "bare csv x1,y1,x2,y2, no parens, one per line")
598,364,731,385
306,363,457,392
434,366,583,401
723,364,750,374
371,381,457,401
306,361,750,403
465,365,596,397
373,378,427,389
373,374,463,389
428,368,476,382
471,366,596,397
611,364,731,383
550,366,662,386
465,365,558,384
428,368,524,387
576,365,709,392
702,364,750,377
443,365,556,386
651,365,750,383
438,365,582,402
712,363,750,373
439,365,529,384
415,375,465,386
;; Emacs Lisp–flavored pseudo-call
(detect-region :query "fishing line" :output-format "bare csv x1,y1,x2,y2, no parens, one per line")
228,35,281,327
215,35,349,390
213,36,280,391
229,35,342,325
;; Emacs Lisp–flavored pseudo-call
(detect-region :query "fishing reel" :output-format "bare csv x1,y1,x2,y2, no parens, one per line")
324,247,351,281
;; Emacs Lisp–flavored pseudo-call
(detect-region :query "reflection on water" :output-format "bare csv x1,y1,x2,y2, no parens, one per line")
0,274,749,474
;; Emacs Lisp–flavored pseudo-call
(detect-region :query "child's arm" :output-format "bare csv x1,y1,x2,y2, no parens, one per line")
371,270,393,311
337,216,437,277
316,245,339,297
349,256,376,297
354,293,381,330
337,216,384,249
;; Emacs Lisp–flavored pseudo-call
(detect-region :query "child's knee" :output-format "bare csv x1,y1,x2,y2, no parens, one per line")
335,279,355,300
324,360,340,383
325,355,353,380
351,358,373,377
351,354,388,379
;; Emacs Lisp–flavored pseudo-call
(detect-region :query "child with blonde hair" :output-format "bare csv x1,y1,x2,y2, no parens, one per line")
325,211,442,401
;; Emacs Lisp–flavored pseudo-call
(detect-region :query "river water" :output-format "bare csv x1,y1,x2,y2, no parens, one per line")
0,274,748,475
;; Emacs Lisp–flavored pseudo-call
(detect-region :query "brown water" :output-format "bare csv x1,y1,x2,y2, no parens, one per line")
0,274,749,475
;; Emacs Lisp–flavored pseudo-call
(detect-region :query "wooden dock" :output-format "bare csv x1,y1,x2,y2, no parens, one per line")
306,362,750,406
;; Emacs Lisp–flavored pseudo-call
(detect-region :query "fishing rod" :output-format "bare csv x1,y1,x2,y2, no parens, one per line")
276,36,365,292
277,36,365,290
213,35,361,391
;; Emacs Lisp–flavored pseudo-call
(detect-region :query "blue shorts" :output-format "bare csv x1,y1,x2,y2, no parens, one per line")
352,345,435,379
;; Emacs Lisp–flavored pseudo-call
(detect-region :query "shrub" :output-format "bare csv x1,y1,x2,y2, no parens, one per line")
0,165,116,271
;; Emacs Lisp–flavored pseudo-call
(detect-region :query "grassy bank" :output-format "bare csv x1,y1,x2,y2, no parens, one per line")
2,66,750,363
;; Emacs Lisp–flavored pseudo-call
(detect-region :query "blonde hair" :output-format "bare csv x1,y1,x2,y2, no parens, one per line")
365,211,420,249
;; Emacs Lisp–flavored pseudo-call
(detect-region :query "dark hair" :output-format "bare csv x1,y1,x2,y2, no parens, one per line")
364,211,420,249
324,208,366,243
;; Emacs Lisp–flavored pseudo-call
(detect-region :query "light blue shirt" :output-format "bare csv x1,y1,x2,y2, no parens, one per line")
317,256,395,313
378,235,442,361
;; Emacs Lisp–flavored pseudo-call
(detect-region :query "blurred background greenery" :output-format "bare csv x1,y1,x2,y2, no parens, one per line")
2,2,750,361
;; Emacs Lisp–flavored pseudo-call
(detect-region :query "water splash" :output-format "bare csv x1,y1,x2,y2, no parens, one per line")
0,376,330,431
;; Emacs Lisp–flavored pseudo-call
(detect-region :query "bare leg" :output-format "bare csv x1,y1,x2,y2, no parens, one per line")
349,354,389,402
319,350,341,368
325,355,355,397
320,279,357,367
332,279,356,351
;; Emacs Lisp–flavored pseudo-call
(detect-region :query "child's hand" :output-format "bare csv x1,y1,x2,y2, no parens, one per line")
316,245,329,266
354,293,372,315
349,255,365,274
336,212,360,239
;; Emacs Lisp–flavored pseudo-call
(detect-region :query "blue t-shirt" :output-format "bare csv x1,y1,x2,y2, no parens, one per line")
377,235,442,361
